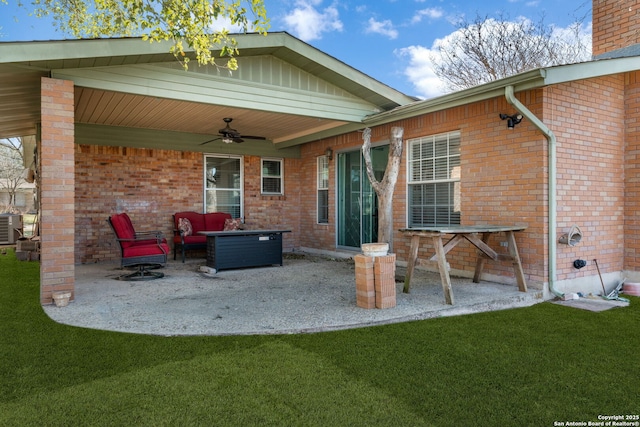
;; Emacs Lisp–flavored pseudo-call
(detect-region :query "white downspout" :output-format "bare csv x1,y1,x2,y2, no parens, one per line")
504,85,563,299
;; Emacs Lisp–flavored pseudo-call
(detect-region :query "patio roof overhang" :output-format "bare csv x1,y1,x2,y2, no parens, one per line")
0,32,415,156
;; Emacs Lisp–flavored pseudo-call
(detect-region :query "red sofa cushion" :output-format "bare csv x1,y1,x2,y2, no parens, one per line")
173,235,206,245
173,212,231,248
205,212,232,231
174,211,206,233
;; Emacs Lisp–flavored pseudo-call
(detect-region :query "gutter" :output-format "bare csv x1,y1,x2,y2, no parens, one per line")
504,85,563,299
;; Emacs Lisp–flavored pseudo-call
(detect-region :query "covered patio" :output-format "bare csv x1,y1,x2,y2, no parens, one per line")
43,253,544,336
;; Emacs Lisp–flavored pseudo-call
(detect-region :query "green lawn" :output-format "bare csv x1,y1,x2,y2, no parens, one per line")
1,247,638,426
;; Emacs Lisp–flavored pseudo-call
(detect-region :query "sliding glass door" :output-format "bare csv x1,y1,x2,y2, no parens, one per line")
337,146,388,249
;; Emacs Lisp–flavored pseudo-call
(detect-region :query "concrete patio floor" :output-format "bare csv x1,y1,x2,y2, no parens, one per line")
43,253,545,336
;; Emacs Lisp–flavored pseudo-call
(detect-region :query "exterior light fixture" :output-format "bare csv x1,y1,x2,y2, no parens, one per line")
325,147,333,160
499,113,523,129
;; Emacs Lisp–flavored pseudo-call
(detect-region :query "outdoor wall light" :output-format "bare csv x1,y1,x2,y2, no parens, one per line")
325,147,333,160
499,113,523,129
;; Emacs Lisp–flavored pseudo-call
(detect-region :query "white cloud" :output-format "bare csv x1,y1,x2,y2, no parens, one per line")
395,45,446,99
365,17,398,39
410,8,444,24
209,16,244,33
282,1,343,41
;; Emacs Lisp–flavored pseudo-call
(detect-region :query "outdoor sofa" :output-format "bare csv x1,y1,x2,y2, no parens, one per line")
173,211,241,262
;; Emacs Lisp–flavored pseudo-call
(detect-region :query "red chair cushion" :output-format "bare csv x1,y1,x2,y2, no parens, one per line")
110,213,136,248
123,242,170,258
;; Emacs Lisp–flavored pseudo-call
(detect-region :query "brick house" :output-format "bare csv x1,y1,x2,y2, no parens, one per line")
1,0,639,305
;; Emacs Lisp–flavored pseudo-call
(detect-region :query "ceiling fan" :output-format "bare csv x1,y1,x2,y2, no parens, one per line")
200,118,267,144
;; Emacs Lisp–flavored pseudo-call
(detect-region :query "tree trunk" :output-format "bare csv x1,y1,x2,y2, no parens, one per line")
361,127,404,251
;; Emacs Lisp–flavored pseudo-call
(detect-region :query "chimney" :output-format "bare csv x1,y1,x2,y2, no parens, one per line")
593,0,640,59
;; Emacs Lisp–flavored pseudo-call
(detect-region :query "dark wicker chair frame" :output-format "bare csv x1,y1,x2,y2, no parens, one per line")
107,213,169,281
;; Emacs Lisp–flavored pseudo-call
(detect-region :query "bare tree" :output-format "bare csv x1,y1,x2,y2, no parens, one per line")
362,127,404,250
0,138,25,213
431,13,591,92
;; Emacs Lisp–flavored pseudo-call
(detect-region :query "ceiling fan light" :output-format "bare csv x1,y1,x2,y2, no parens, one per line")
222,137,234,144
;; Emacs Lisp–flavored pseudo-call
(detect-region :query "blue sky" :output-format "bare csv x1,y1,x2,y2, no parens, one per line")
0,0,592,98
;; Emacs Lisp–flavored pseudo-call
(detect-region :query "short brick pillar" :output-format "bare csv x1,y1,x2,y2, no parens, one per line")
354,253,396,309
354,254,376,309
374,254,397,309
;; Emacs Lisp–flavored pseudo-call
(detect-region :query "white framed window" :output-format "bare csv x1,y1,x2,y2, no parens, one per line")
15,192,26,207
204,155,243,217
407,131,461,227
261,158,283,195
317,155,329,224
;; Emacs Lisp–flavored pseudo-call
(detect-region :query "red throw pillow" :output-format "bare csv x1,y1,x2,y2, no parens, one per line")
224,218,242,231
178,217,193,236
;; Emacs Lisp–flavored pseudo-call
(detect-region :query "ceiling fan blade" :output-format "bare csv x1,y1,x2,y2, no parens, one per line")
210,118,265,143
199,137,221,145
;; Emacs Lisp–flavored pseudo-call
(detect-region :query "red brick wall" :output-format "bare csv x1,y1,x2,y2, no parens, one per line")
243,156,301,240
40,77,75,304
298,81,627,289
298,98,548,286
593,0,640,57
75,146,300,263
546,77,625,283
625,71,640,270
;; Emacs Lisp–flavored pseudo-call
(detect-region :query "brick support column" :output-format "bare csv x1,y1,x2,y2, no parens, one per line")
354,253,397,309
40,77,75,304
374,254,396,309
354,254,375,309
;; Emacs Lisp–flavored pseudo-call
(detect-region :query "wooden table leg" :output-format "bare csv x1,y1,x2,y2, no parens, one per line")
432,235,454,305
473,232,491,283
506,231,527,292
403,235,421,293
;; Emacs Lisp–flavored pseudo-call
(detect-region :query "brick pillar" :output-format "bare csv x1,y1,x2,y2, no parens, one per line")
374,254,396,309
354,254,375,309
354,253,397,309
40,77,75,305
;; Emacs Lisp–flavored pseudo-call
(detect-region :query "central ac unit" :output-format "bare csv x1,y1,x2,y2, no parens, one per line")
0,214,22,244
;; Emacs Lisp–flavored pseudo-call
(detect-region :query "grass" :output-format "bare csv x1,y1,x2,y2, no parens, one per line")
1,247,639,426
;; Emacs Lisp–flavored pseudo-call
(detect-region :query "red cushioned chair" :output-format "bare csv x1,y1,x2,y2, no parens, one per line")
107,213,170,280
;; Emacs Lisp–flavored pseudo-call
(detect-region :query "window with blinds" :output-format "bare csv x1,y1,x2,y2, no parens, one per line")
408,131,461,227
317,155,329,223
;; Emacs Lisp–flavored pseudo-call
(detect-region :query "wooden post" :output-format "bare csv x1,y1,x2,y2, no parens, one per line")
473,232,491,283
432,235,454,305
506,231,528,292
403,234,420,293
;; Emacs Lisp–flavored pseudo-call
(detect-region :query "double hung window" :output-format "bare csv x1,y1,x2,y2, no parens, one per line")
204,155,243,217
317,155,329,223
408,131,461,227
261,159,283,195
